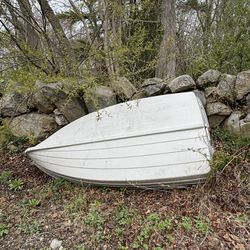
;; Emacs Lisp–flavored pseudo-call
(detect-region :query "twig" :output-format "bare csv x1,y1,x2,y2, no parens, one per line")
221,144,250,173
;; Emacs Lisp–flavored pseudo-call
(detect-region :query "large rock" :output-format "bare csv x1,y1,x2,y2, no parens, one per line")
0,92,29,117
55,97,87,122
85,86,117,112
205,87,219,103
111,77,137,101
29,81,60,113
142,78,167,97
7,113,58,139
206,102,232,127
217,74,236,102
0,79,8,97
168,75,196,93
143,83,166,96
193,90,206,106
141,78,165,88
133,78,168,98
235,70,250,100
204,74,236,104
197,69,221,88
224,111,250,138
53,109,68,126
30,81,87,122
131,90,147,100
246,93,250,110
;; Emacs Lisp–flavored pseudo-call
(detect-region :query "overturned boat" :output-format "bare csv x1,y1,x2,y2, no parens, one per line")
25,92,213,187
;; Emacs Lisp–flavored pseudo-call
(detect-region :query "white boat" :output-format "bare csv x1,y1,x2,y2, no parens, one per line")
25,92,213,187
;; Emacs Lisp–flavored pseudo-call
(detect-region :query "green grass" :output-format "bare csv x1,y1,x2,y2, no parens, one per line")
156,217,173,231
210,128,250,175
75,245,87,250
212,128,250,151
210,150,232,172
146,213,160,223
138,225,152,241
194,217,211,234
85,207,105,228
38,178,74,200
20,198,41,208
0,223,8,237
0,170,13,184
115,205,135,226
66,193,87,214
180,216,193,231
8,179,24,191
165,234,174,244
19,220,41,235
0,171,24,191
237,214,249,224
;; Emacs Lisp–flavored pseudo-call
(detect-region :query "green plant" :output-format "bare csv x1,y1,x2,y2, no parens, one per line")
99,186,111,192
118,244,129,250
76,245,87,250
146,213,160,223
66,193,86,214
0,170,13,184
195,217,211,234
0,125,13,149
39,178,72,200
180,216,193,231
50,178,67,192
0,123,29,152
116,206,134,226
19,220,41,234
21,199,41,208
8,179,24,191
0,224,8,237
210,128,250,177
210,150,232,172
93,230,105,243
157,217,173,231
85,208,105,228
165,234,174,244
132,241,140,249
138,226,152,242
212,128,250,151
237,214,249,224
115,227,124,236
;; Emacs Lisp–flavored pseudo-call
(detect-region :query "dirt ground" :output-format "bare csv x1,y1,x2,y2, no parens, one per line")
0,141,249,250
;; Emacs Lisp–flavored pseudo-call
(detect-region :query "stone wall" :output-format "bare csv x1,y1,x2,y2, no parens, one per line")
0,70,249,140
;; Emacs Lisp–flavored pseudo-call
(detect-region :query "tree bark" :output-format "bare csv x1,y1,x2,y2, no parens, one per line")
37,0,75,75
17,0,40,50
156,0,176,79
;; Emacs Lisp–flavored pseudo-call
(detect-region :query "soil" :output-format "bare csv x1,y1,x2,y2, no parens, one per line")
0,144,249,250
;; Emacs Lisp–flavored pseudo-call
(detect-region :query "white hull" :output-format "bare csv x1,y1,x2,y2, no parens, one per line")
26,93,213,187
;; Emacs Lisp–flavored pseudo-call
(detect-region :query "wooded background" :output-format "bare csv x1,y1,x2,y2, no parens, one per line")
0,0,249,85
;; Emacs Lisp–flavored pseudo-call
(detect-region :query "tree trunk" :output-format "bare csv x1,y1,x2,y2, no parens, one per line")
156,0,176,79
37,0,75,75
17,0,40,50
102,0,115,75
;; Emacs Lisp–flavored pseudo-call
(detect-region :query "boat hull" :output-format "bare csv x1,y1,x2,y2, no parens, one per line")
27,127,212,187
26,93,213,187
